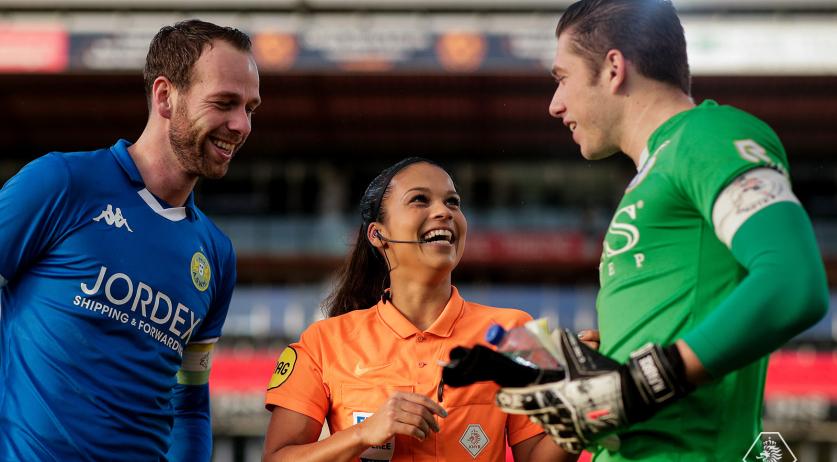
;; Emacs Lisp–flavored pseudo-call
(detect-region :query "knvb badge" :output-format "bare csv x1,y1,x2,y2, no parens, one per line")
459,424,489,458
743,432,796,462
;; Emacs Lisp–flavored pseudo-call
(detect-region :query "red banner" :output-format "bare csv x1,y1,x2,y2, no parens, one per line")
462,231,595,264
0,24,68,72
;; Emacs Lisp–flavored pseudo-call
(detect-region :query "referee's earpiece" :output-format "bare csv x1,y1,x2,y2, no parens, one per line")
376,229,389,247
370,228,386,248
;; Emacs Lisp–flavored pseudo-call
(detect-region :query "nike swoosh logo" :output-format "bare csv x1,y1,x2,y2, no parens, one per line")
354,363,392,376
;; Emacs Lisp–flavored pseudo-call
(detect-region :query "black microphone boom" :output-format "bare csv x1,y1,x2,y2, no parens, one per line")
375,231,427,244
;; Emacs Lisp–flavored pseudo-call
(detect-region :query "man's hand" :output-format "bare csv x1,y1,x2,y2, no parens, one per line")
495,329,693,453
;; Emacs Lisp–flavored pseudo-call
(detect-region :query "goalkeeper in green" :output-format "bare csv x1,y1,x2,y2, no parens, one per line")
497,0,829,460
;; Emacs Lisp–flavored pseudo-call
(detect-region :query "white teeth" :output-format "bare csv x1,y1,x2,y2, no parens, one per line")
212,139,235,153
569,122,577,132
422,229,453,242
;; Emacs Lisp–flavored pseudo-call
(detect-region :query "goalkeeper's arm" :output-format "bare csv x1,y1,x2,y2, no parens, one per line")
683,201,828,379
647,172,829,399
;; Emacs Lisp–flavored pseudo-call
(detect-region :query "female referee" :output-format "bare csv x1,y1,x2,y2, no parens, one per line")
262,158,572,461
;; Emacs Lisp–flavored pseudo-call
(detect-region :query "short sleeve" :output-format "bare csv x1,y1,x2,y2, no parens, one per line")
0,154,72,286
264,324,330,424
507,413,546,446
668,108,790,223
189,242,236,343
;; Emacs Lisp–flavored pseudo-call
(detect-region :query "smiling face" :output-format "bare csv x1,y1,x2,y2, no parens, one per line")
548,31,621,161
373,162,468,280
168,39,261,179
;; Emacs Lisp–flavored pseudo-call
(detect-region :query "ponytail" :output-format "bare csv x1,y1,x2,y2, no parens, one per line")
323,225,389,317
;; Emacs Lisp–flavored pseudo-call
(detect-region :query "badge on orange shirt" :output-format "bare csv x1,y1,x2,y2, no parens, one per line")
460,424,489,458
268,347,297,389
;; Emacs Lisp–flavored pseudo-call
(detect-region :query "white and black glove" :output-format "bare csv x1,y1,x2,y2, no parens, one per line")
495,328,694,454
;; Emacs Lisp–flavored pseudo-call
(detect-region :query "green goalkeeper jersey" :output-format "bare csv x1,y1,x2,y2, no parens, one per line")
594,100,790,461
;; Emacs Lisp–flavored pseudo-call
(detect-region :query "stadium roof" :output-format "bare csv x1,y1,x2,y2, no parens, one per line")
0,0,836,11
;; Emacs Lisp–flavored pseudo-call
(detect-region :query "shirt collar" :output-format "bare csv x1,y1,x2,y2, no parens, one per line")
109,139,198,217
636,147,650,172
376,286,466,339
111,139,144,185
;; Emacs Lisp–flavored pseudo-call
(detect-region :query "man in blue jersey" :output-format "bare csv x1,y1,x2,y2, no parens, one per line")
0,19,260,461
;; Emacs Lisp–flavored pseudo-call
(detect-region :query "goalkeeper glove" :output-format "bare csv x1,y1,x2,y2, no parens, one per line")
495,328,694,453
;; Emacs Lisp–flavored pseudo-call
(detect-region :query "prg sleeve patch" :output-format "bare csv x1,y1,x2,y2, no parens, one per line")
268,347,297,390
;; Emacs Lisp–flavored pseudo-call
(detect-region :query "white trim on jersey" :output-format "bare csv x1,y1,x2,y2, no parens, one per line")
712,167,800,248
636,147,650,172
137,188,187,222
190,337,220,344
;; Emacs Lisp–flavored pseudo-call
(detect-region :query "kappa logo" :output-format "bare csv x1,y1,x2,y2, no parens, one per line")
93,205,133,232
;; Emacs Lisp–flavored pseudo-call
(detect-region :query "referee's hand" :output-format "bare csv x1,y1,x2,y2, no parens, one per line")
355,392,448,444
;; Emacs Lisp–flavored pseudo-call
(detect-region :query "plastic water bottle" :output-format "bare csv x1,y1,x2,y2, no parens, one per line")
485,318,562,370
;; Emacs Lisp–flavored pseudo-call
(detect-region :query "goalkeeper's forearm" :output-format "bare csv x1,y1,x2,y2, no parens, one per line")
673,340,709,385
684,203,828,378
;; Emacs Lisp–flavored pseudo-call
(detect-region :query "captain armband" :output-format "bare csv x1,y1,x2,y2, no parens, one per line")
177,340,217,386
712,167,799,248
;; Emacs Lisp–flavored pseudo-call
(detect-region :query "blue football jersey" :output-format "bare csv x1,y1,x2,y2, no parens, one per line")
0,140,236,461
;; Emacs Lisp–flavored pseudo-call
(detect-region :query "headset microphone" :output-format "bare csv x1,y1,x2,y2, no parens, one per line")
375,230,427,244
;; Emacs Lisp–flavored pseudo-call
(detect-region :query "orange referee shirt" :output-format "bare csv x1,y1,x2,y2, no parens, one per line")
265,286,545,461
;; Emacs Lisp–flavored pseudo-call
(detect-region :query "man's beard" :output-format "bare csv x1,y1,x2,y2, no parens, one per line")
169,104,229,180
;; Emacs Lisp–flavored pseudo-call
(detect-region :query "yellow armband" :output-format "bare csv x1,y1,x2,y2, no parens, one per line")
177,341,216,385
